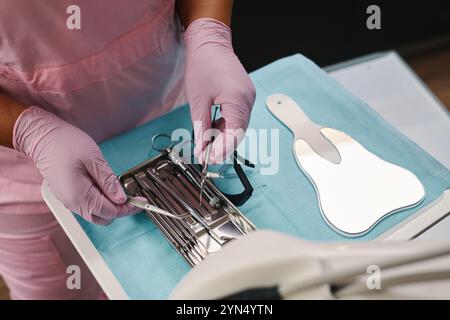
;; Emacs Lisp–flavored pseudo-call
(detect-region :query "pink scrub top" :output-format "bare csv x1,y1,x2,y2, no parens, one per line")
0,0,186,215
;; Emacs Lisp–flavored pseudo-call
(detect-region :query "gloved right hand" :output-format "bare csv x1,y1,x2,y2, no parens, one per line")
13,106,138,225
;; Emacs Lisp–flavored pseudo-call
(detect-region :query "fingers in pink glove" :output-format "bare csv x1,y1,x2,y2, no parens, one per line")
191,100,212,161
13,106,139,225
82,148,144,220
83,152,128,204
66,158,140,221
88,215,112,226
192,105,252,164
81,185,140,221
184,18,256,164
209,102,249,163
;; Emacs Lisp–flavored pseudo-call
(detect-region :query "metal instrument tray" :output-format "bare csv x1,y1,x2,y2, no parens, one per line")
118,149,256,266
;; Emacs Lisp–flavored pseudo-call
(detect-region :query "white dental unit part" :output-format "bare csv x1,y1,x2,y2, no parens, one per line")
266,94,425,236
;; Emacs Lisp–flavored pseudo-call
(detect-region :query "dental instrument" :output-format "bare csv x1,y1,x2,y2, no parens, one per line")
199,105,220,206
127,196,190,220
118,149,256,266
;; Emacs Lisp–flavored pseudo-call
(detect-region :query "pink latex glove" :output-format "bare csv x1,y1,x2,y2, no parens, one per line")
13,106,139,225
184,18,256,163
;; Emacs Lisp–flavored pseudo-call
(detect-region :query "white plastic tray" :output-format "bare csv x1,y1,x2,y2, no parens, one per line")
43,51,450,299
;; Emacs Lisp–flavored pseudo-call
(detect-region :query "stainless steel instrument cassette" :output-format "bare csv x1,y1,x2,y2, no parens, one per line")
119,148,256,267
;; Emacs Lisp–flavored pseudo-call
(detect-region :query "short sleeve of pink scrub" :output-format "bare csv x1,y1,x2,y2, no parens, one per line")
0,0,186,214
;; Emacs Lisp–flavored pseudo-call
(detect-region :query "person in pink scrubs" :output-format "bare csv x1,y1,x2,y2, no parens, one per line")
0,0,255,299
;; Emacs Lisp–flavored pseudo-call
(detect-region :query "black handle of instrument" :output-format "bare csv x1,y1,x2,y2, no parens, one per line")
221,151,254,207
191,118,255,207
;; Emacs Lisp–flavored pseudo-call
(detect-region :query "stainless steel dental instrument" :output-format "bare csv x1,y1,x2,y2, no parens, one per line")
140,175,210,258
199,105,220,207
118,149,256,267
136,190,200,265
205,172,223,179
199,143,211,207
168,150,221,208
135,178,206,263
145,168,224,245
151,133,174,151
127,196,189,220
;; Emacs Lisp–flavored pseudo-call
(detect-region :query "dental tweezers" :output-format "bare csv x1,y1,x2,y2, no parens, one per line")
127,196,190,220
199,105,220,206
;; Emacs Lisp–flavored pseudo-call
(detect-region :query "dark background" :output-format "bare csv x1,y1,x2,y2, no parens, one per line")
231,0,450,71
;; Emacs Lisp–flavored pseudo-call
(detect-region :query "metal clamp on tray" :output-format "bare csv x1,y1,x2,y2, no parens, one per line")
118,148,256,267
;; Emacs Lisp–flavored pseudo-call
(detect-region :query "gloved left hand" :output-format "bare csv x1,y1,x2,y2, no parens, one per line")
13,107,139,225
184,18,256,164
